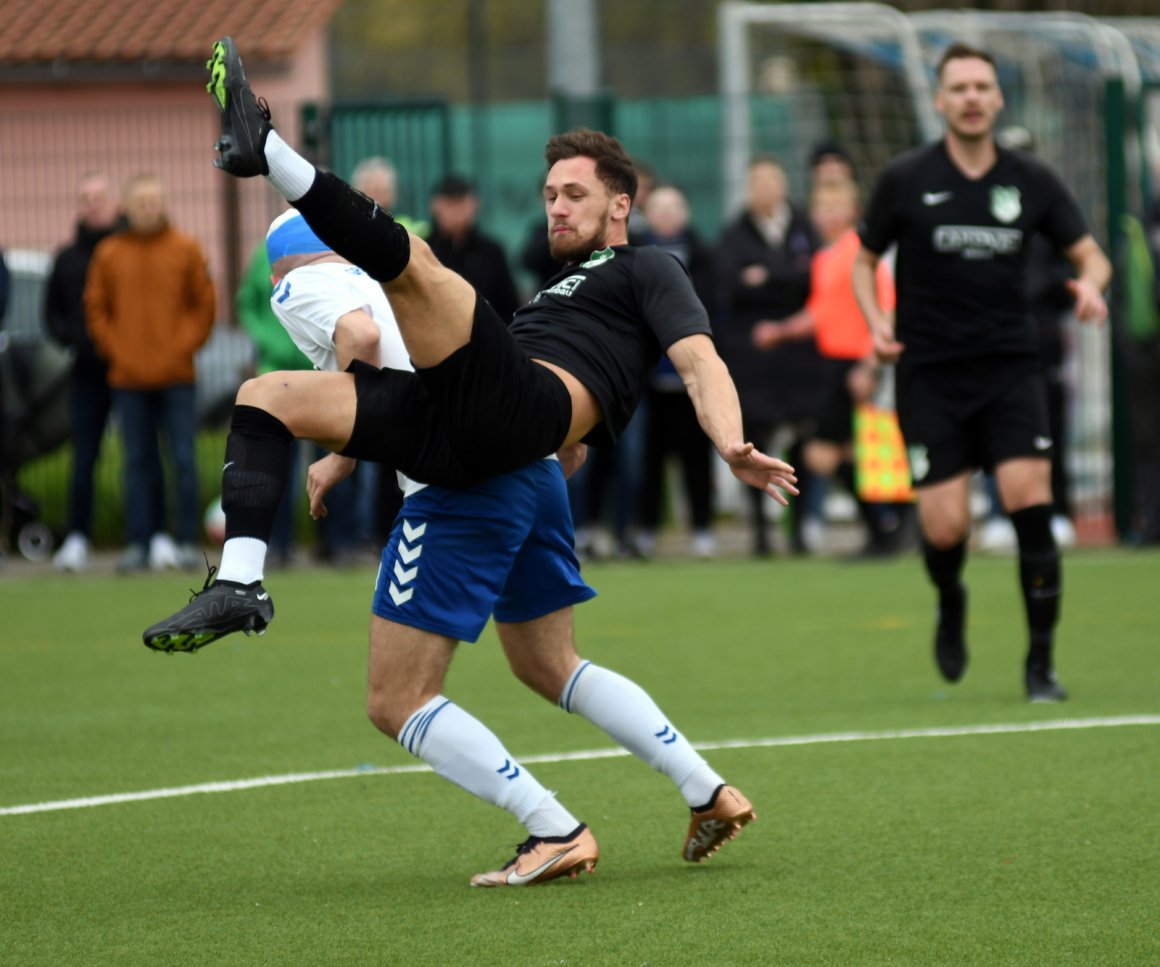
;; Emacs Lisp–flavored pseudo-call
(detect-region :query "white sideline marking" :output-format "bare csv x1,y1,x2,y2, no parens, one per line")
3,715,1157,817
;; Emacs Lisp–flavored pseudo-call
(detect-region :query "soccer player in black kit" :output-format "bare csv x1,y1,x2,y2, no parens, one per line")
143,38,799,884
852,43,1112,702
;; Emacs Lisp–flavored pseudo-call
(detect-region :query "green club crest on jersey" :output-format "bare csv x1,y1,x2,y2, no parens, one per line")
581,248,615,269
990,186,1021,224
907,444,930,483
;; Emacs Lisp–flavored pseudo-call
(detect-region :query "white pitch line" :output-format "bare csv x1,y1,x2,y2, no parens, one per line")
3,715,1157,817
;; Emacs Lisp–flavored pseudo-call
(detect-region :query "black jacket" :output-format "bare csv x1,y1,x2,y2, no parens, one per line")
0,248,9,326
714,206,826,427
427,226,521,324
44,220,121,378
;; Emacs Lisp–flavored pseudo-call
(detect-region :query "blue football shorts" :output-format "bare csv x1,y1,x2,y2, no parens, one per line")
370,458,596,642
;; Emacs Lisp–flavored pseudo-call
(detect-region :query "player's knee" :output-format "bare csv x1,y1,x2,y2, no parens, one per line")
511,658,576,705
923,515,969,549
391,234,463,297
366,693,404,739
917,493,970,548
236,372,282,410
405,233,439,270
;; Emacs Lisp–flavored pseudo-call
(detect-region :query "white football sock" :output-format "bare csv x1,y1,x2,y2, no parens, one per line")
264,130,316,202
217,536,266,585
399,696,579,837
560,661,725,808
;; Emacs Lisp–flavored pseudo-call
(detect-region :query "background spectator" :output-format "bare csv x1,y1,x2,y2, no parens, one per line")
426,173,520,323
351,155,429,238
1123,167,1160,544
46,172,123,571
790,177,912,557
808,141,857,188
715,155,824,555
85,172,216,572
635,184,717,558
0,246,8,530
0,247,8,323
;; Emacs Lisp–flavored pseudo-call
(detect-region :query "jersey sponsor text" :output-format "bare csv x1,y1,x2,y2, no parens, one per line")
932,225,1022,260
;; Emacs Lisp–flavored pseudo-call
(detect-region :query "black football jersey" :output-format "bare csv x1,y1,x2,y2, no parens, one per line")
509,244,711,447
859,140,1088,362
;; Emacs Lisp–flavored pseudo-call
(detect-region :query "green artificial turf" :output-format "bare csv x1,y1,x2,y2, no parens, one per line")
1,550,1157,966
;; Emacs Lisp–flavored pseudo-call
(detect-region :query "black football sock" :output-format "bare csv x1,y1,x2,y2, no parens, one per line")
1010,504,1060,670
221,405,295,542
922,538,966,607
292,170,411,282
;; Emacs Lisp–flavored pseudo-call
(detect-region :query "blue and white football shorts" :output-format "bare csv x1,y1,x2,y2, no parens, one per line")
371,458,596,642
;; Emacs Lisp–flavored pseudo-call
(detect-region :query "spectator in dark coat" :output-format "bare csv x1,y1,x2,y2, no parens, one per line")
715,156,825,555
45,172,124,571
426,174,520,323
635,184,719,558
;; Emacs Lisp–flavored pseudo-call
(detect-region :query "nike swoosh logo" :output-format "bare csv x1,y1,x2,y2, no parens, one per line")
223,461,235,471
256,592,269,601
507,845,576,885
922,191,953,206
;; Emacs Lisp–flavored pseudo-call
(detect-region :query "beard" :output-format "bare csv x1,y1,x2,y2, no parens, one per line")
548,214,609,264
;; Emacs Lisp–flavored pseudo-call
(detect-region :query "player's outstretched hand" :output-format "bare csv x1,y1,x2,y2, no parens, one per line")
721,442,799,505
307,453,358,519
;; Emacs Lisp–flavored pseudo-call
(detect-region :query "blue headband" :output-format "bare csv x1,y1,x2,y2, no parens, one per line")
266,210,329,263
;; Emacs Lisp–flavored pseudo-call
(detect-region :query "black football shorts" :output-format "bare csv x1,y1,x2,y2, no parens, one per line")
344,295,572,488
895,354,1052,488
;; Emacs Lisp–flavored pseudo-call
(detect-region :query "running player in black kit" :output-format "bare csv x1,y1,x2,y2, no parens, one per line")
852,43,1111,702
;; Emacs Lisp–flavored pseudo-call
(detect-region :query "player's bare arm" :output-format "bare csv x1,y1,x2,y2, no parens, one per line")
1063,235,1112,326
852,247,904,362
666,332,798,504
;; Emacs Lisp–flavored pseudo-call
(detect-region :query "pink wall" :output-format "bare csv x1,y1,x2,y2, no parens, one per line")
0,30,330,324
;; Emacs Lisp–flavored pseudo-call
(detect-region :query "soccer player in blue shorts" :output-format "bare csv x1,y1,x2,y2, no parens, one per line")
150,202,766,886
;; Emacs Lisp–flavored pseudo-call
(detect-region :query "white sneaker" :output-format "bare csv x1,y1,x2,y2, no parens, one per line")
149,532,180,571
53,532,91,572
176,543,201,570
799,517,826,555
1051,515,1076,549
691,530,717,560
977,516,1016,554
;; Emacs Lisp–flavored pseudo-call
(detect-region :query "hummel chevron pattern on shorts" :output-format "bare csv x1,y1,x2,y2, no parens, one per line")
470,824,599,887
389,519,425,607
683,784,756,863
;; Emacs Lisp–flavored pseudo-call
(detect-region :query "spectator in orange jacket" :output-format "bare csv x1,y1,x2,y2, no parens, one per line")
85,172,216,572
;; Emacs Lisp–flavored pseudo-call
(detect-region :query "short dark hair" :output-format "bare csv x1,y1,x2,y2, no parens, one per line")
937,42,997,80
545,128,638,201
430,173,475,198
